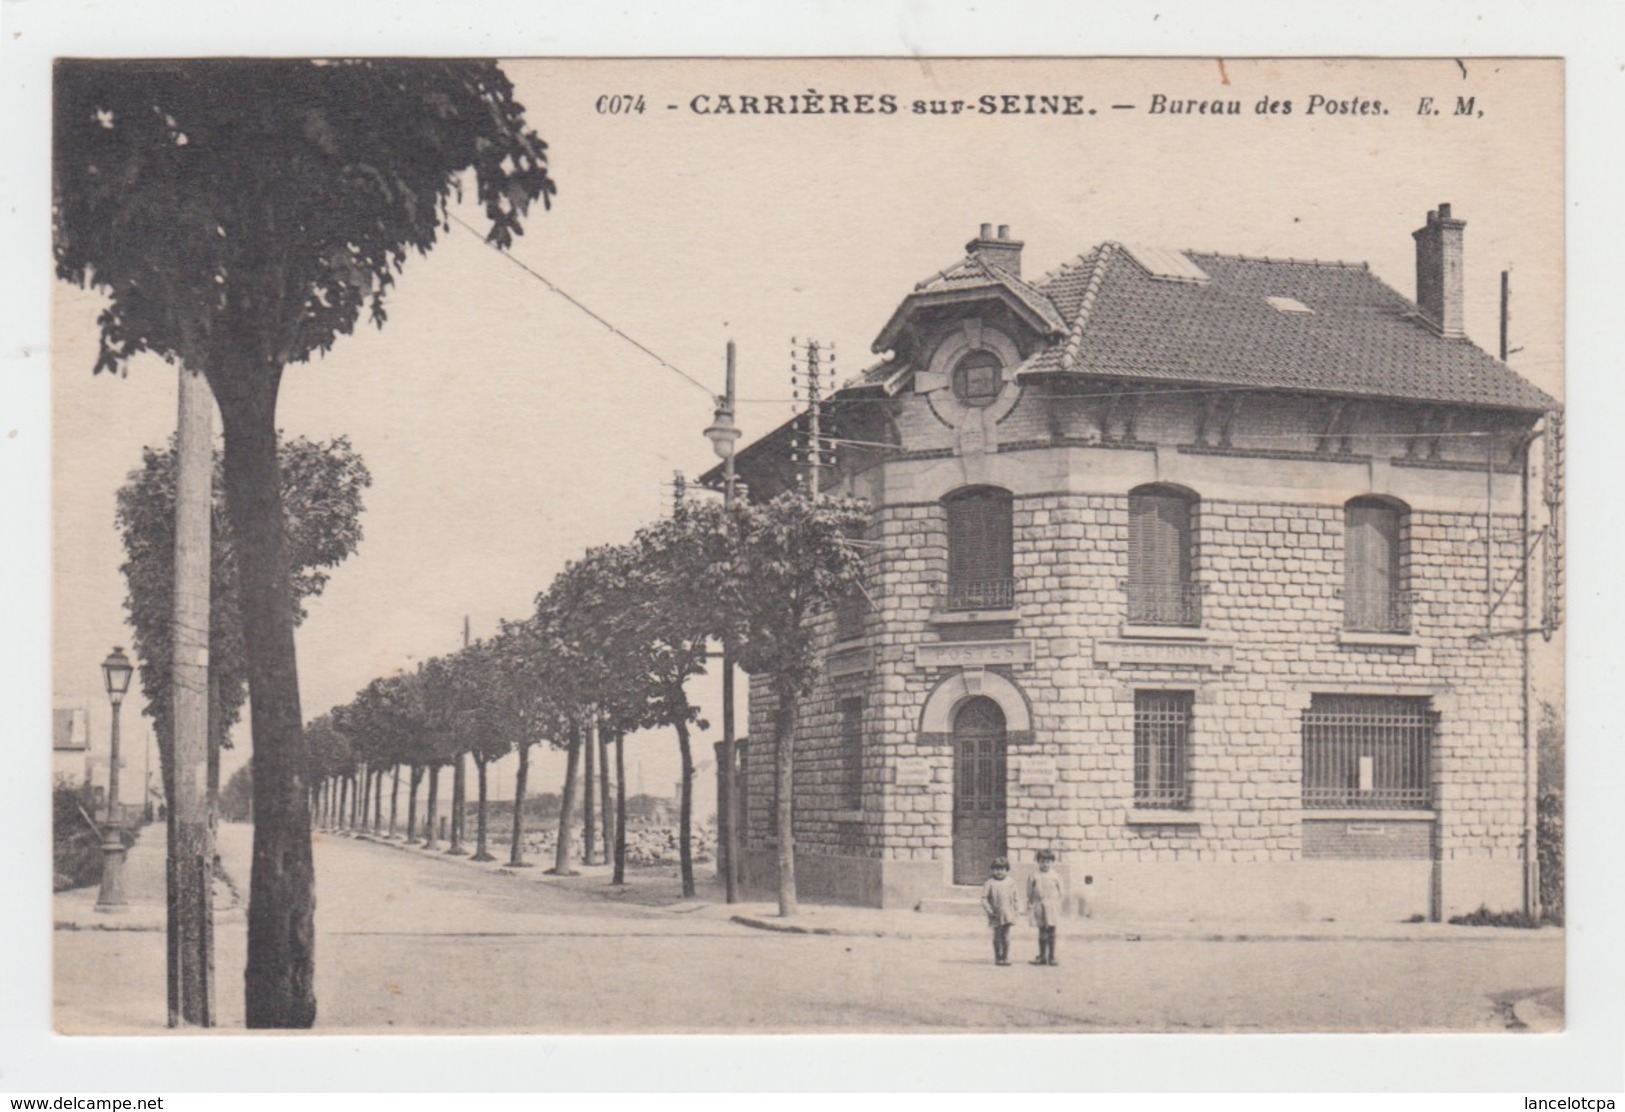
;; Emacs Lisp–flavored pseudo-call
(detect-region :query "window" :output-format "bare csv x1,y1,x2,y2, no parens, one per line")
952,350,1003,407
1301,694,1435,809
1134,690,1192,808
833,593,866,643
1128,485,1200,626
944,486,1014,610
832,522,869,642
1344,498,1411,633
839,697,864,811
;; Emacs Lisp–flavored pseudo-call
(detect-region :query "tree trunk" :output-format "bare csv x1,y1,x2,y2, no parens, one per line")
216,377,316,1029
472,754,494,862
388,765,401,838
338,776,349,831
446,753,467,855
423,764,440,849
170,361,214,1028
373,767,384,834
599,723,614,868
773,679,800,917
675,717,696,899
612,730,627,885
550,723,582,876
509,741,531,867
582,720,599,865
406,765,422,841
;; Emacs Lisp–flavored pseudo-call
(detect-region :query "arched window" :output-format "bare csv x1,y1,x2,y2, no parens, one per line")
1127,484,1200,626
944,486,1014,610
1344,497,1411,632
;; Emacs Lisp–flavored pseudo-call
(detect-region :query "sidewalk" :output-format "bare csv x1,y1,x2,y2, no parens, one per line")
53,820,247,933
336,825,1564,946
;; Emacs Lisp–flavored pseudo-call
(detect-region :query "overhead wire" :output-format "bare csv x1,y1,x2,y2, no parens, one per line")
447,211,714,399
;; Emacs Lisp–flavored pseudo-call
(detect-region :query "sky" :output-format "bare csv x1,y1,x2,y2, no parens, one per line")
49,57,1565,804
6,2,1624,1094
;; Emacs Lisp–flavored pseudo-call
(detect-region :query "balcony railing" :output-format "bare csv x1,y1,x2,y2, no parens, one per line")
1126,581,1203,627
944,576,1016,612
1342,587,1416,634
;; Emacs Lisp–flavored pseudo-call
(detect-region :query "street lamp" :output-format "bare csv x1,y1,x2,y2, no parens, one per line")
706,342,742,904
95,645,134,912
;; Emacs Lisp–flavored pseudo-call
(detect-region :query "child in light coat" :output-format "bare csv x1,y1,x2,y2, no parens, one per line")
1026,849,1065,966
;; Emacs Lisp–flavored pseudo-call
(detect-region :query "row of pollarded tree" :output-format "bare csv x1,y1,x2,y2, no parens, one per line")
304,491,868,902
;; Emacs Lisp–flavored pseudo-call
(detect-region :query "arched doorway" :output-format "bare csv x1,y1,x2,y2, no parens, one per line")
952,696,1008,885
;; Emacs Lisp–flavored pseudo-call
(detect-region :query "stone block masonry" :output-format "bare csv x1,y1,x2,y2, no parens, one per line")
737,478,1529,919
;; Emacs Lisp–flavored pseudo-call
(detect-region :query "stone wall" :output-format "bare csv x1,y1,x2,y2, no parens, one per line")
736,386,1535,917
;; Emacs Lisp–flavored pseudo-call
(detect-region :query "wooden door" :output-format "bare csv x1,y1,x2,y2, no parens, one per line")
952,696,1008,885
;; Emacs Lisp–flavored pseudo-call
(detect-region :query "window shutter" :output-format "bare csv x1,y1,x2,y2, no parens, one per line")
1346,502,1397,597
948,489,1013,583
1345,500,1403,630
1129,491,1192,590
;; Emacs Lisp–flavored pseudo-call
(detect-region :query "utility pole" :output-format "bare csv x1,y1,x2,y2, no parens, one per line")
807,340,823,497
447,617,470,855
169,363,214,1027
715,341,734,903
1500,270,1511,363
706,340,742,902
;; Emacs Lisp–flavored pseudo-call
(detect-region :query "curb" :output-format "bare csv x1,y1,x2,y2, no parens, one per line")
729,914,841,936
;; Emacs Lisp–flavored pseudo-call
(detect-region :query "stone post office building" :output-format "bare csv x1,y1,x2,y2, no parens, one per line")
717,206,1555,922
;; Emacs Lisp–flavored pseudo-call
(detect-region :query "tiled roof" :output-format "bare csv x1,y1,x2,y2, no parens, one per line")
915,255,1065,330
872,254,1067,352
877,241,1554,413
1026,244,1554,412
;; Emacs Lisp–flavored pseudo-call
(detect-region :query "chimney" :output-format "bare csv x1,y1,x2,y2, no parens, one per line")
1412,203,1466,339
965,223,1024,278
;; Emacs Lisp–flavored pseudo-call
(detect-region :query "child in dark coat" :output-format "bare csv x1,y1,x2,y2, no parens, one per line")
980,856,1021,966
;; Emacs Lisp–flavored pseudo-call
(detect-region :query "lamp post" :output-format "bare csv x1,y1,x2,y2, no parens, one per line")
704,341,743,904
96,645,135,912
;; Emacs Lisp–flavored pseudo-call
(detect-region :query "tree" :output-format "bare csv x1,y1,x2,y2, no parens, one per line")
429,640,517,863
491,620,570,869
726,493,868,916
115,435,370,818
219,765,253,824
303,715,355,829
614,504,733,897
56,59,554,1027
532,544,653,879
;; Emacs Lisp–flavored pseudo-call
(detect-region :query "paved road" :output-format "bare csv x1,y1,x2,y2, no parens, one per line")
54,827,1563,1033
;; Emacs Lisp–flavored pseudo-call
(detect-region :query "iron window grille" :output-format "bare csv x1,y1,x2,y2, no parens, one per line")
1126,581,1204,627
1340,587,1417,634
945,576,1016,611
1134,690,1193,808
1301,694,1436,809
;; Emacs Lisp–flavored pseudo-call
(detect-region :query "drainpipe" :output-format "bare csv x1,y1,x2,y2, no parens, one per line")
1522,428,1540,919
